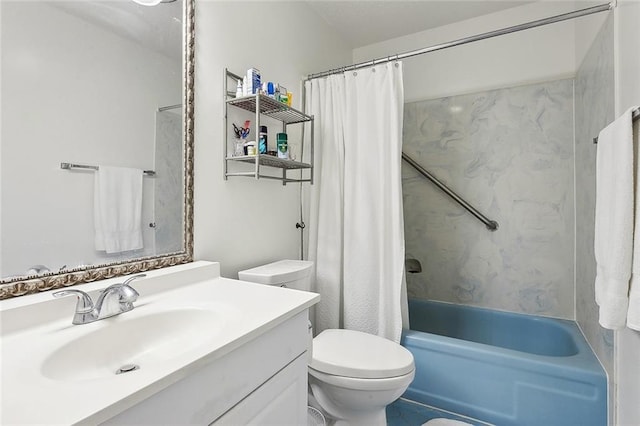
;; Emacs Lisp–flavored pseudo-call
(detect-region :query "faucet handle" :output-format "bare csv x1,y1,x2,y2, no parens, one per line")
122,274,146,287
118,284,139,303
53,289,94,313
120,274,144,302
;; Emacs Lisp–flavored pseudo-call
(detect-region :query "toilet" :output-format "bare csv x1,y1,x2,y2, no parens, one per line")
238,260,415,426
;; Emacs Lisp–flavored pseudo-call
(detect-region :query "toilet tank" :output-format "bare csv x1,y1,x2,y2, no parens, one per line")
238,260,313,291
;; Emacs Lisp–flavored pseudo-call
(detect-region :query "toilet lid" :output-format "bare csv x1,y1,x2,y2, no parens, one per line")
310,329,414,379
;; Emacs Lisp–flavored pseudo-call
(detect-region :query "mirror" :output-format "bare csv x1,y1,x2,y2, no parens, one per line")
0,0,194,299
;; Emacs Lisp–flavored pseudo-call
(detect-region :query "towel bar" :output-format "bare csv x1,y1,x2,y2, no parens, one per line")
60,162,156,176
593,108,640,144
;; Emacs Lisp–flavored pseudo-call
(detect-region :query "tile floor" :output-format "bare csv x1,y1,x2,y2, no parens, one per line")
386,398,489,426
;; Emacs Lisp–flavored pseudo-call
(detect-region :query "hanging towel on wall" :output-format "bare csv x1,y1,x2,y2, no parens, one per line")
594,107,636,329
94,166,144,254
627,108,640,331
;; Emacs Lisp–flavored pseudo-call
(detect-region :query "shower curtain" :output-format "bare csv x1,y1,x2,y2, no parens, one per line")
306,62,407,343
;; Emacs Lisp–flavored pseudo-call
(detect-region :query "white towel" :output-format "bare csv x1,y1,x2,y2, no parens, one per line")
594,107,636,329
628,110,640,330
94,165,144,254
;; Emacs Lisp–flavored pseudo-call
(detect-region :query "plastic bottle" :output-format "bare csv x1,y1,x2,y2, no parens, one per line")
259,126,268,154
235,80,243,98
276,133,288,159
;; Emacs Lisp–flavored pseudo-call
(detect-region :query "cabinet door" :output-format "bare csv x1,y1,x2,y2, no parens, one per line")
214,353,308,426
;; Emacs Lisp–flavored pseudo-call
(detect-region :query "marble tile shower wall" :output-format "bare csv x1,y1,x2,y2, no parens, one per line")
154,110,184,255
403,79,575,319
575,15,614,379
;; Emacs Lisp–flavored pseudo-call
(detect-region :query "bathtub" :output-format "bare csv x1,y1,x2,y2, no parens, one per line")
402,299,607,426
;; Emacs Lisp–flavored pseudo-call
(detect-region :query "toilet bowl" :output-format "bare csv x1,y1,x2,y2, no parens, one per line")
238,260,415,426
309,329,415,425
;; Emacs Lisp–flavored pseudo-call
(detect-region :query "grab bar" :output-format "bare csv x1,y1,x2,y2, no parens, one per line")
402,153,498,231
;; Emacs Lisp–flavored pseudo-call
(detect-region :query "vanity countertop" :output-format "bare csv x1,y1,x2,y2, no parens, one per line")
0,261,319,425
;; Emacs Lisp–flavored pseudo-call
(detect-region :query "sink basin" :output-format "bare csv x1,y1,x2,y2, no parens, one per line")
41,308,223,382
1,262,320,425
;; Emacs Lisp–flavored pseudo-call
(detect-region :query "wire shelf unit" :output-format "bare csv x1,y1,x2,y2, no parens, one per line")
223,68,314,185
227,95,312,125
226,155,312,170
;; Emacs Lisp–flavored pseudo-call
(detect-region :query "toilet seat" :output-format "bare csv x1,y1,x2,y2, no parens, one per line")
311,329,414,379
309,365,416,391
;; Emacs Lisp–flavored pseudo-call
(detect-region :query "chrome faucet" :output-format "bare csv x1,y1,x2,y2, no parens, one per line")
53,274,145,325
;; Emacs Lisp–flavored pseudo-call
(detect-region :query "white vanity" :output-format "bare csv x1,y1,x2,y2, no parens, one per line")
0,261,319,424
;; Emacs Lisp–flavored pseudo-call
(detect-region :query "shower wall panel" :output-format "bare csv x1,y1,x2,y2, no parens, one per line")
575,15,615,383
154,110,184,255
403,78,575,319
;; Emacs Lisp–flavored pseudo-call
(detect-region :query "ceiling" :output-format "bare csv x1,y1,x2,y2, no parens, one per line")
305,1,536,48
51,1,535,59
50,0,183,61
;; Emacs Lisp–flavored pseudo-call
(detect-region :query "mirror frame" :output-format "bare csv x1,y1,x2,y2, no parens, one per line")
0,0,195,300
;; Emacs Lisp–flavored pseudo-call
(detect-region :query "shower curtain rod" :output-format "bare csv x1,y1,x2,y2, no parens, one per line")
306,2,612,80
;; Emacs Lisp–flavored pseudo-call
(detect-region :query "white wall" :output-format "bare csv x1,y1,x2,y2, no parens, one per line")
614,1,640,424
193,1,351,278
353,2,579,102
1,2,181,277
